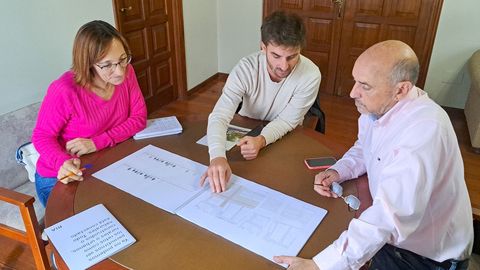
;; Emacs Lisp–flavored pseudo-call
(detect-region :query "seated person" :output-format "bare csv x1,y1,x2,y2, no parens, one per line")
274,40,473,270
32,20,147,207
201,11,321,193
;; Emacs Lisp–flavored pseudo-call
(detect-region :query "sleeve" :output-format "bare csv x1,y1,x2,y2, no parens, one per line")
91,65,147,150
260,68,320,145
328,116,368,182
207,61,251,160
313,120,445,270
32,81,74,174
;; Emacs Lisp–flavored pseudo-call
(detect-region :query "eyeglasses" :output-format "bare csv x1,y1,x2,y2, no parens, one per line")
331,182,361,211
95,54,132,73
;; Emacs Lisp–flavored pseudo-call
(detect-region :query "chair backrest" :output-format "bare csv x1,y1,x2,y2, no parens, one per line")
0,188,50,269
308,98,326,134
0,103,40,189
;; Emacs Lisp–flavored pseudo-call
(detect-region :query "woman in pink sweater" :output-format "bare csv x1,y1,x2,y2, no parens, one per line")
32,20,147,207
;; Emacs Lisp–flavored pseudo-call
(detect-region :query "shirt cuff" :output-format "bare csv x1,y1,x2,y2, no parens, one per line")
313,244,350,270
54,153,73,174
260,130,274,146
208,147,227,161
329,162,353,183
92,133,113,151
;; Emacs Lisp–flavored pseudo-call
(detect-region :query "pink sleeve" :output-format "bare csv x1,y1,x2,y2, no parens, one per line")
91,65,147,150
32,81,73,173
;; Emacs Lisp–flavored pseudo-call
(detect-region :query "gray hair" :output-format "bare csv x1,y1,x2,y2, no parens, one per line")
390,58,419,86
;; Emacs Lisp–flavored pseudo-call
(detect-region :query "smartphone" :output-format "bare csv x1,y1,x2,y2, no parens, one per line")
304,157,337,170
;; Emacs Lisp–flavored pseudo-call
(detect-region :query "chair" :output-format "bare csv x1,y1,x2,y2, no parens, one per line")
466,49,480,153
307,98,326,134
237,98,326,133
0,188,49,269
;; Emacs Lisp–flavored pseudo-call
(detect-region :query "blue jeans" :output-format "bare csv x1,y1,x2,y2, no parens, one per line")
369,244,469,270
34,172,57,207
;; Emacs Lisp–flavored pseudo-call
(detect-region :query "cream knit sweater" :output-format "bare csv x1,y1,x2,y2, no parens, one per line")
207,51,321,159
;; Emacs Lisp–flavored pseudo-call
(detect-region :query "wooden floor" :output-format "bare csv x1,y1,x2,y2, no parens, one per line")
1,76,478,269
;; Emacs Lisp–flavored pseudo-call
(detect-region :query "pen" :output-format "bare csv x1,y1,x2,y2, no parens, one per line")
59,163,93,181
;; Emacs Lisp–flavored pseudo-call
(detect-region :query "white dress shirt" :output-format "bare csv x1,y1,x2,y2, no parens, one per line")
313,87,473,270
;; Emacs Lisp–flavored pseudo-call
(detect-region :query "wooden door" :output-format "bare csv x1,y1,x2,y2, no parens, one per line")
264,0,342,94
263,0,443,96
113,0,187,113
334,0,443,96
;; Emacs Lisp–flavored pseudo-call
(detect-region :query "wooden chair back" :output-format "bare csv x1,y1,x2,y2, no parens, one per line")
0,188,49,269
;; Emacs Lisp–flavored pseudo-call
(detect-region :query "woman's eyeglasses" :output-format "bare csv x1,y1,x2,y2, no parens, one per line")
95,55,132,73
331,182,361,211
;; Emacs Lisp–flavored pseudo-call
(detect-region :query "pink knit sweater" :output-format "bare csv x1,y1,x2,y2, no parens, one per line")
33,64,147,177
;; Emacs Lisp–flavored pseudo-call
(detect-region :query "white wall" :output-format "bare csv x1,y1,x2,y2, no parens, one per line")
217,0,263,73
182,0,262,90
183,0,219,90
0,1,114,115
423,0,480,109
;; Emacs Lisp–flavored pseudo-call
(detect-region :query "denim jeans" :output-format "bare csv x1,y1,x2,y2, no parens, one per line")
34,172,57,207
369,244,469,270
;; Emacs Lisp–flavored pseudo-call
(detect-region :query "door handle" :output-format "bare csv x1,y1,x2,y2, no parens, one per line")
333,0,343,18
120,6,132,12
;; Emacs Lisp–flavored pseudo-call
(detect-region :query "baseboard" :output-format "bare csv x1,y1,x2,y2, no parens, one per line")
217,72,228,81
187,72,229,96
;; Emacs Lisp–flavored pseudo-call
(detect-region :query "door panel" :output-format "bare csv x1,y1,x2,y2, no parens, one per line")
265,0,343,94
264,0,443,96
114,0,178,113
335,0,442,96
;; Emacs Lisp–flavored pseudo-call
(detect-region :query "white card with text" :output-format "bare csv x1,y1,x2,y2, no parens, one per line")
45,204,136,270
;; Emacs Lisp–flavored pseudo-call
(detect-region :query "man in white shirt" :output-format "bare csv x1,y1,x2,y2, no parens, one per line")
200,11,321,193
274,40,473,270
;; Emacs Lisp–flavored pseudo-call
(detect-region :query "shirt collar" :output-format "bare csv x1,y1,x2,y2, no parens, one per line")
370,86,424,126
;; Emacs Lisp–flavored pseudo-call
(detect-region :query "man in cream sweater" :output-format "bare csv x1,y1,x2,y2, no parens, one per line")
200,11,321,193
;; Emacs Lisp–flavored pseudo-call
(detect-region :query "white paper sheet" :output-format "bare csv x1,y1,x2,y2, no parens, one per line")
45,204,136,270
93,145,206,213
93,145,328,265
176,175,327,264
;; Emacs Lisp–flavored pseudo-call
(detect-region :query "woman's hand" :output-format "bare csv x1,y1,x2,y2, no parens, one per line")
66,138,97,156
57,158,84,184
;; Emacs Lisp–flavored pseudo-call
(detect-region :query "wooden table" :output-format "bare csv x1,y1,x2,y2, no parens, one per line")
45,119,370,269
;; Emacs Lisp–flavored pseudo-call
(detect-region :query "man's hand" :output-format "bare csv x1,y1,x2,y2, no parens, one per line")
57,158,84,184
200,157,232,193
313,169,340,198
237,135,266,160
66,138,97,156
273,256,319,270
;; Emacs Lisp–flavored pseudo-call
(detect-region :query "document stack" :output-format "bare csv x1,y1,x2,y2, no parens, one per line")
134,116,183,140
